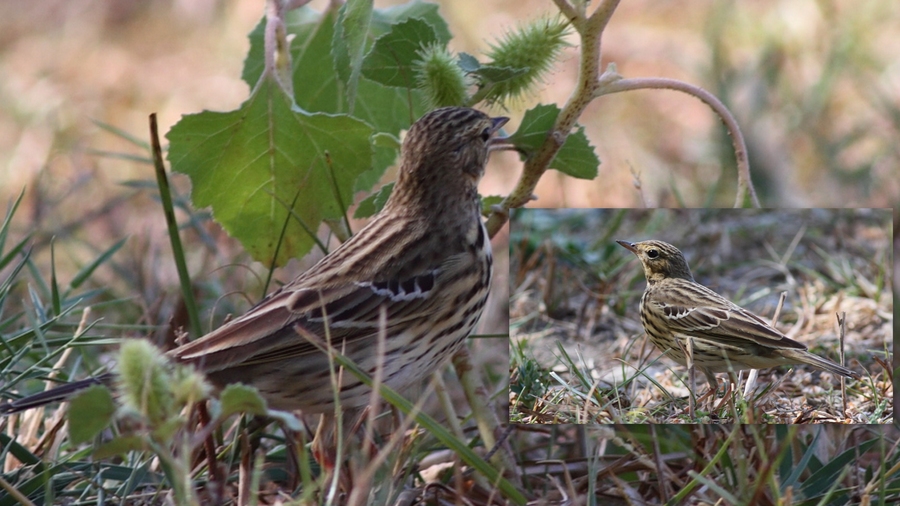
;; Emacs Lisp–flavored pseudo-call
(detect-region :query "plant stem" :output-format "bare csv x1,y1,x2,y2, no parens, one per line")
487,0,620,236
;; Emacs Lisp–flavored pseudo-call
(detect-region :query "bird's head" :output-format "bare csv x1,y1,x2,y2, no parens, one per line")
617,239,695,283
391,107,508,209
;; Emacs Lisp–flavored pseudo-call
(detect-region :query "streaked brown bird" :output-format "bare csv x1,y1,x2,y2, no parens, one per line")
2,106,508,415
617,239,859,389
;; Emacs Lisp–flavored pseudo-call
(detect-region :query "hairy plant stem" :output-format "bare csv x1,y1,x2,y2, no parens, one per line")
487,0,620,236
486,0,760,237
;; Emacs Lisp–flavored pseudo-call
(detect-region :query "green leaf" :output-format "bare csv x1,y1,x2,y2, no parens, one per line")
0,189,27,261
800,438,879,497
265,409,305,432
354,182,394,218
245,6,435,133
0,234,31,273
243,7,426,190
152,417,186,442
333,0,373,111
509,104,600,179
68,385,116,444
50,241,60,316
219,384,268,417
508,103,558,151
0,432,41,466
554,125,599,179
167,76,374,265
372,130,401,150
361,17,440,88
457,52,480,72
371,1,451,42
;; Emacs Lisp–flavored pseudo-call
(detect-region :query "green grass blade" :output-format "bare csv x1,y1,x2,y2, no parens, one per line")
69,237,127,290
50,241,60,316
91,119,150,150
0,235,31,272
149,114,201,339
0,188,25,254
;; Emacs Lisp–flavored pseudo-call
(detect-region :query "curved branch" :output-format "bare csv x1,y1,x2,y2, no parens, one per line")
597,77,759,207
485,0,758,239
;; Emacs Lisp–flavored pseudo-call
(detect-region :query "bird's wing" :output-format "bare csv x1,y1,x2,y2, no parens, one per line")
649,284,807,351
169,256,458,372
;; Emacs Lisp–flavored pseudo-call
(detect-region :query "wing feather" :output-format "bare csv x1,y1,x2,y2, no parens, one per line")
170,254,465,372
648,281,807,351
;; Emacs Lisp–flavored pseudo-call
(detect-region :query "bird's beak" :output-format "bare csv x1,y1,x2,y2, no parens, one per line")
488,116,512,150
490,116,509,133
616,240,638,253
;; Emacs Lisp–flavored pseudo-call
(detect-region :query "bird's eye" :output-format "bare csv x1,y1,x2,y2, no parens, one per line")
647,249,659,259
480,127,492,142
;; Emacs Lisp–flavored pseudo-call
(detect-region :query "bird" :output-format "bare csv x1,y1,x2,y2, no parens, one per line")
1,106,508,416
616,239,860,390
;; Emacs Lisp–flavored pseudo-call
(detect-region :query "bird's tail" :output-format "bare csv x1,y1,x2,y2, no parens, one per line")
0,373,114,415
781,350,860,379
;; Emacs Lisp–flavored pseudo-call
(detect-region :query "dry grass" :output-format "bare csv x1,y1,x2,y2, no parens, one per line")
509,424,898,505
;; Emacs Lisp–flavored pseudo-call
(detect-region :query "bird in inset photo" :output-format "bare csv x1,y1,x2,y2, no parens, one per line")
616,239,860,392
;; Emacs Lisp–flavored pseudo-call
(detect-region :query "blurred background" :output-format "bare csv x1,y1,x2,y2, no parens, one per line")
0,0,896,390
1,0,898,234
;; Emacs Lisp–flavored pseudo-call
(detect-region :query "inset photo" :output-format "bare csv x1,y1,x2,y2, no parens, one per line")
509,208,892,424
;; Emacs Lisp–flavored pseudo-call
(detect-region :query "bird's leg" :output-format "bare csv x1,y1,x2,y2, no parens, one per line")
675,337,697,419
712,377,735,413
694,370,720,413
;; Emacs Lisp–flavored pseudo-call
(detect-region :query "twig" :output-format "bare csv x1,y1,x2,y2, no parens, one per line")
629,164,648,208
649,425,671,502
196,402,221,490
363,305,387,464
